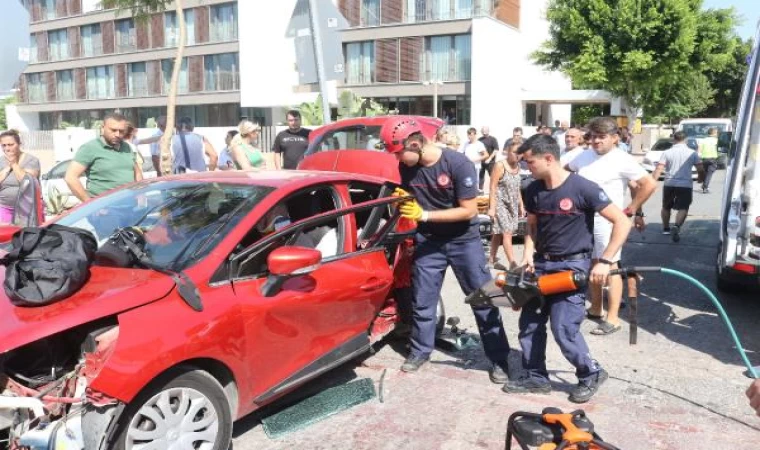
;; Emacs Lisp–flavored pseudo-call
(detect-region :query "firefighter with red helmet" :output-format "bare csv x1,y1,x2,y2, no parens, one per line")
382,118,512,381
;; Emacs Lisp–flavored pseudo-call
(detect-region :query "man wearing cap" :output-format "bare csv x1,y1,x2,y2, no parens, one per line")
381,117,512,382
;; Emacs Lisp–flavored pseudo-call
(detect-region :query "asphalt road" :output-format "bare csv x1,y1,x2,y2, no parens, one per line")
232,170,760,449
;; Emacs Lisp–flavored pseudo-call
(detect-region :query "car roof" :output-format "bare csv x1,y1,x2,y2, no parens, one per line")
143,169,387,188
309,115,445,139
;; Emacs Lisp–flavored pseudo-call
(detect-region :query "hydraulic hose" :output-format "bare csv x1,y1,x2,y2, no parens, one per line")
612,266,758,379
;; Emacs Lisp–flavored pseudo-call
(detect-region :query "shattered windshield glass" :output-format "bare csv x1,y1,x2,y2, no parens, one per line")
55,180,273,270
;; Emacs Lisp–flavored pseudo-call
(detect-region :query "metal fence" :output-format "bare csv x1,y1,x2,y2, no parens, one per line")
19,130,54,151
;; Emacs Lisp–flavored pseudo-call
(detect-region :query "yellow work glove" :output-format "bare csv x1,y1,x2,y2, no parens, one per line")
399,200,425,222
392,187,410,198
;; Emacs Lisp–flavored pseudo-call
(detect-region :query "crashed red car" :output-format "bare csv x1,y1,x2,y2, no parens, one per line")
0,170,421,450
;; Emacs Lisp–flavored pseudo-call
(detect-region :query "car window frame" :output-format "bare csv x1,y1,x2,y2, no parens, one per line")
304,124,385,156
227,196,403,283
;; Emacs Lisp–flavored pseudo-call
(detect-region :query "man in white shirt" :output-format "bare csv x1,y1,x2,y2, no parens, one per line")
559,127,585,166
459,127,488,190
553,120,569,152
568,117,656,336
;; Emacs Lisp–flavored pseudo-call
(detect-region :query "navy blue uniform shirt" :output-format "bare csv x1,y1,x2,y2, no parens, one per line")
400,150,479,241
524,173,611,256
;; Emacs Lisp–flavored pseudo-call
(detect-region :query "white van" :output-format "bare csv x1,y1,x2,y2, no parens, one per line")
717,23,760,292
677,118,733,168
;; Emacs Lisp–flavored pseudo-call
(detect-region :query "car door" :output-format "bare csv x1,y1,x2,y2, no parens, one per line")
228,197,401,402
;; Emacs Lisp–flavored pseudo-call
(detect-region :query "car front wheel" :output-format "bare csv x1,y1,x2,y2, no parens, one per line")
111,368,232,450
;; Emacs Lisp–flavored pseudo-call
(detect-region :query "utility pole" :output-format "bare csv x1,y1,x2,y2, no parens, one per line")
308,0,332,125
425,80,444,118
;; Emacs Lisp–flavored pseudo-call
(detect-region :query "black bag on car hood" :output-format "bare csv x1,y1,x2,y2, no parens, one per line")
0,224,97,307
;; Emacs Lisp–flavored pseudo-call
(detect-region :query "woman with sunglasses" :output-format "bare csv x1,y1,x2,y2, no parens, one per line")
232,120,266,170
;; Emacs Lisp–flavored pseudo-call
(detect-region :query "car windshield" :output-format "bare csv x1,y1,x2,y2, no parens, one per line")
55,180,273,270
681,123,727,138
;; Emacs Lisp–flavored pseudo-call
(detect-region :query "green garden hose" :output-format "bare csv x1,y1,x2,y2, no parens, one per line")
615,266,757,379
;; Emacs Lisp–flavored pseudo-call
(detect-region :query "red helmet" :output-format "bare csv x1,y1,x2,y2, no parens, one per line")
380,118,424,153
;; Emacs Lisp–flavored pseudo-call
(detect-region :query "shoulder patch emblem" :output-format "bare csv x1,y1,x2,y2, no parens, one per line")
463,177,474,188
599,191,609,202
438,174,451,187
559,198,574,211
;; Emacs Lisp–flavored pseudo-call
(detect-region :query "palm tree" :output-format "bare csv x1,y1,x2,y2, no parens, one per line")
102,0,189,176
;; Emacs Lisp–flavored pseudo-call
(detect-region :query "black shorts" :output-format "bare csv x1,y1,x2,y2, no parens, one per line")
663,186,693,210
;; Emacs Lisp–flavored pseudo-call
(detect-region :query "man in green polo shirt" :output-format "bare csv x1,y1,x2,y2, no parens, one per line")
65,112,142,202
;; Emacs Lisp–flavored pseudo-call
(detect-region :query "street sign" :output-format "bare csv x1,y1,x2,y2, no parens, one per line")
0,1,30,93
286,0,349,85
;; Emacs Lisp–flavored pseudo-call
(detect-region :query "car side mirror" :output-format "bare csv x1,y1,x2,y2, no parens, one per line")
718,131,732,152
260,246,322,297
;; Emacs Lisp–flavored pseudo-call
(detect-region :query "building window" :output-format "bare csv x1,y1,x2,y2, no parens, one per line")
56,70,75,101
360,0,381,26
209,3,238,42
128,62,148,97
424,34,470,81
86,65,115,99
405,0,493,22
48,29,69,61
27,73,45,103
115,19,136,52
30,35,38,64
162,58,189,94
43,0,56,20
165,10,196,47
204,53,239,91
81,24,103,57
345,42,374,84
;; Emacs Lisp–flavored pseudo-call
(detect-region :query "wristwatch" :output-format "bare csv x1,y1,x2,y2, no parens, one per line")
635,211,645,217
598,258,615,265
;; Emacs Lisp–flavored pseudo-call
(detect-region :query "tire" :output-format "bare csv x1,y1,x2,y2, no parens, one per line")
109,368,232,450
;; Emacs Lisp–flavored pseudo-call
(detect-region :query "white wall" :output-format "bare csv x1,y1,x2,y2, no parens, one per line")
5,104,39,132
470,17,522,145
239,0,338,109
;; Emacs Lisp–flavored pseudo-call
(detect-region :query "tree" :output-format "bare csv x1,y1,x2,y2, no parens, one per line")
0,96,16,130
534,0,737,125
697,36,752,117
102,0,189,176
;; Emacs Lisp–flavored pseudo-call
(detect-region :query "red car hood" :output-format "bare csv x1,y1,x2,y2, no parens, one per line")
0,266,175,354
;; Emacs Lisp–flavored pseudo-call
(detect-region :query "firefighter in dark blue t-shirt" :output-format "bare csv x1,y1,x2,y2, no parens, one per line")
380,118,512,382
506,134,632,403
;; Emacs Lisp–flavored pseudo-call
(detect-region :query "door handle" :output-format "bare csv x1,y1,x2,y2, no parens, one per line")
360,278,389,292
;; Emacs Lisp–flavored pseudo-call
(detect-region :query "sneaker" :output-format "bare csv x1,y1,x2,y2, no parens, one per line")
400,355,429,373
502,377,552,394
662,228,671,235
671,225,680,243
489,361,509,384
568,369,608,403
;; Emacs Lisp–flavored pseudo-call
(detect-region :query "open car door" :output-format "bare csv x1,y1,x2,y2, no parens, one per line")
227,195,409,403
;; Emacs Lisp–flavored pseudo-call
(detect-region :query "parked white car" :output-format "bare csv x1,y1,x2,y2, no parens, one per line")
641,138,698,180
41,158,157,215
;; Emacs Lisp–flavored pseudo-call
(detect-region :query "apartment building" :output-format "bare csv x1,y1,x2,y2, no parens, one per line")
15,0,267,130
332,0,574,132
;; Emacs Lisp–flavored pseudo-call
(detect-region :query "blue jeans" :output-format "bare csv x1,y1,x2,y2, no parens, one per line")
410,233,511,362
518,258,601,383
